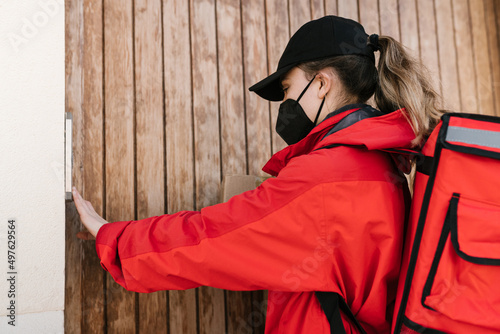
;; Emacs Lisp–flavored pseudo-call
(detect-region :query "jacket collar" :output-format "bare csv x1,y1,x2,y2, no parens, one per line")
262,104,416,176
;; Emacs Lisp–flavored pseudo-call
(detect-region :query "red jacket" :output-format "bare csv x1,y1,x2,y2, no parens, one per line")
96,104,415,333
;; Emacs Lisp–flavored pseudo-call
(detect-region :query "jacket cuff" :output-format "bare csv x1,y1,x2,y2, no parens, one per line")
95,220,133,288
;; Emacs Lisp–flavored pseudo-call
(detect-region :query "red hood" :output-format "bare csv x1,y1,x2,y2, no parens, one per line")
263,106,416,176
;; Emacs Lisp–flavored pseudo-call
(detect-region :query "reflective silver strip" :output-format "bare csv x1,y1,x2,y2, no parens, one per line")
446,126,500,149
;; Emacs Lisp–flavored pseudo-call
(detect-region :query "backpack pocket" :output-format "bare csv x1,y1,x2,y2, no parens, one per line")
421,193,500,329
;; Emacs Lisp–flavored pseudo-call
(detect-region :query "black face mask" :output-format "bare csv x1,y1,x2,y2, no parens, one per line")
276,76,326,145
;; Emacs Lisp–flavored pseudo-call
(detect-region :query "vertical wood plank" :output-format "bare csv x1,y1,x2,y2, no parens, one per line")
416,0,442,97
337,0,358,20
226,291,253,334
484,0,500,116
65,202,83,334
242,0,272,175
324,0,338,15
243,1,274,328
469,0,496,115
169,290,197,334
452,0,478,113
189,0,225,333
64,0,83,332
163,0,197,332
216,0,247,177
103,0,136,332
215,0,253,332
379,0,400,40
497,0,500,45
398,0,419,57
250,290,267,334
289,0,311,35
81,0,107,333
496,0,500,90
435,0,461,111
266,0,290,155
190,0,220,209
242,0,274,328
358,0,379,35
495,0,500,114
134,0,168,332
163,3,195,214
310,0,325,19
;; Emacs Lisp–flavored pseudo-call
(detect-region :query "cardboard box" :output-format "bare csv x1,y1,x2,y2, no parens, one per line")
219,174,270,202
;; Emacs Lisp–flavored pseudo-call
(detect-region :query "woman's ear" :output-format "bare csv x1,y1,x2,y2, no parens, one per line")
317,70,332,99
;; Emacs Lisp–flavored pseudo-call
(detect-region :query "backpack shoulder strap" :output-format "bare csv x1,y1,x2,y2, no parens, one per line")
314,143,365,151
381,148,434,176
315,145,434,176
315,291,367,334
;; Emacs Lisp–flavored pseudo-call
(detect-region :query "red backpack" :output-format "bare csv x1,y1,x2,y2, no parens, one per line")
392,112,500,333
316,112,500,333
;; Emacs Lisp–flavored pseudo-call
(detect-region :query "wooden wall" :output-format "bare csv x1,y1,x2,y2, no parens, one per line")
65,0,500,333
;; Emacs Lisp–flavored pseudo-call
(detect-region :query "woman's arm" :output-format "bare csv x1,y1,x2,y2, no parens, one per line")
73,153,346,293
92,171,335,293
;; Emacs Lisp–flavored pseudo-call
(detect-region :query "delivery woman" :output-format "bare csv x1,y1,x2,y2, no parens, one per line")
73,15,445,333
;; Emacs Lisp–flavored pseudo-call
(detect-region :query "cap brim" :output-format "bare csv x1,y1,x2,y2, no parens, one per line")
248,64,296,101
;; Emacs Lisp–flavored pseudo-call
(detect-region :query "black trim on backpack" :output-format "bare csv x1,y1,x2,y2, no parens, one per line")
440,113,500,157
441,113,500,266
315,291,367,334
402,316,447,334
442,111,500,124
393,115,448,334
415,155,434,176
449,199,500,266
442,142,500,161
420,191,500,314
420,193,459,311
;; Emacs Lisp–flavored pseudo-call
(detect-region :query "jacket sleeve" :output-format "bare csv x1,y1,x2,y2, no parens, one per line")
95,153,343,293
95,150,404,295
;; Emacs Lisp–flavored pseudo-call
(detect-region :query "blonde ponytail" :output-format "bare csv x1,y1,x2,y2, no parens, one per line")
375,36,447,146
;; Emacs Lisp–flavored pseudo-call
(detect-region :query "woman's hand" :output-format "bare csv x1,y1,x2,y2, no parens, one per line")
72,186,109,240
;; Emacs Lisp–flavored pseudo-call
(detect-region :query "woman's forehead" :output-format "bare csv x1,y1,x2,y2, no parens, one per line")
280,67,305,85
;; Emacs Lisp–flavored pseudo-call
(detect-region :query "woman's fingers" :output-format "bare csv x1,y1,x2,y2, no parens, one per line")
72,186,107,239
74,188,89,212
72,187,85,209
72,191,84,217
73,187,93,216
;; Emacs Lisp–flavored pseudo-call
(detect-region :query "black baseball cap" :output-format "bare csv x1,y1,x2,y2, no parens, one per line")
249,15,376,101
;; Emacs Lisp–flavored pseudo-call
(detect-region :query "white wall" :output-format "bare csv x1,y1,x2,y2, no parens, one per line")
0,0,65,332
